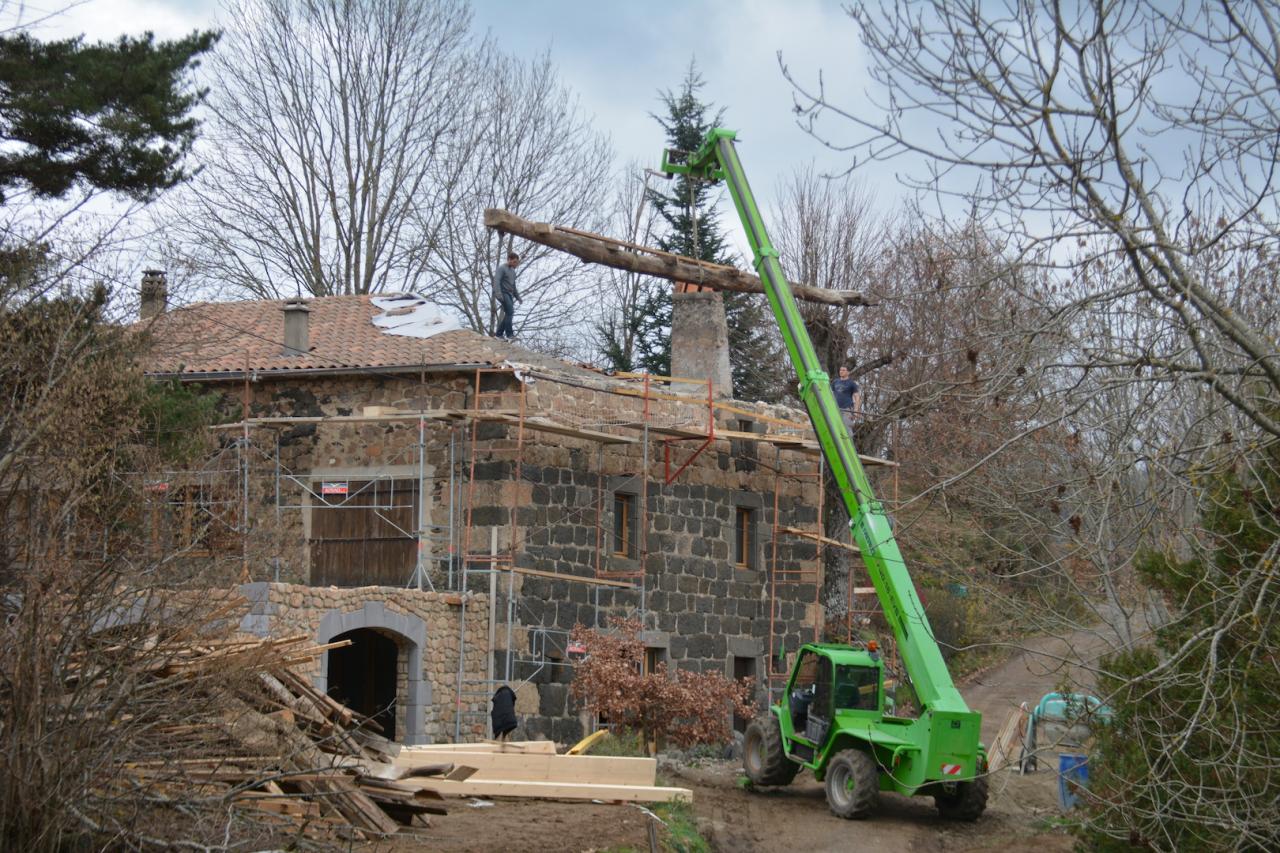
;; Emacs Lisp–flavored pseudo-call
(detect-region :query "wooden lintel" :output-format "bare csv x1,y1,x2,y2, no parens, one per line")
485,208,871,308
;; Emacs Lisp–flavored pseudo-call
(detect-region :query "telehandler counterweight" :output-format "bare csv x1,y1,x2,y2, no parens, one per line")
661,129,987,820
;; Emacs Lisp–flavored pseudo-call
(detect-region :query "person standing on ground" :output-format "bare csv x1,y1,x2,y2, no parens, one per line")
490,683,518,741
831,364,861,434
492,251,521,340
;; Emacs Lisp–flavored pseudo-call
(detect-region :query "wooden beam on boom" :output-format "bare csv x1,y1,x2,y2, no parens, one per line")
484,208,872,308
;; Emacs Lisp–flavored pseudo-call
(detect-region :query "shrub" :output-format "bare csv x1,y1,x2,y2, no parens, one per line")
570,619,754,750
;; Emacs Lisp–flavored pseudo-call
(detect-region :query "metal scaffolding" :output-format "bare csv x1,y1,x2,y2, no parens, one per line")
167,358,899,738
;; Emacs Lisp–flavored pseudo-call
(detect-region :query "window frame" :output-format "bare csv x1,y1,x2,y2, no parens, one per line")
613,491,637,558
734,505,753,567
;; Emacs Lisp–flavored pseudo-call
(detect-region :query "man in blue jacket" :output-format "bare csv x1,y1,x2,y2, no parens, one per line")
831,364,861,433
493,251,521,340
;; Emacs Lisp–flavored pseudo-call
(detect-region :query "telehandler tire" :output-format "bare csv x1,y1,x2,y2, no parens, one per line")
824,748,879,819
934,775,989,821
743,716,799,786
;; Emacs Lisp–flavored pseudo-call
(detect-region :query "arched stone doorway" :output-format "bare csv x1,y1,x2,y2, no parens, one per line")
315,600,429,744
327,628,400,740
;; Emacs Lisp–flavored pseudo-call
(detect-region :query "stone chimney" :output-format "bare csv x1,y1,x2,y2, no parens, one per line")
282,298,312,356
139,269,167,319
670,284,732,398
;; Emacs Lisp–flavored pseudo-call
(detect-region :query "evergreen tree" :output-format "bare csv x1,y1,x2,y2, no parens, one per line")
608,61,782,399
1084,443,1280,850
0,30,217,204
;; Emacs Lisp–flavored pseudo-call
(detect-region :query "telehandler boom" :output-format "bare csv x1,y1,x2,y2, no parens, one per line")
661,129,986,820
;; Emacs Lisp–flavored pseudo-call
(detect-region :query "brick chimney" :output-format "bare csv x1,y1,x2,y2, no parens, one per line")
282,298,312,356
670,284,732,398
139,269,167,319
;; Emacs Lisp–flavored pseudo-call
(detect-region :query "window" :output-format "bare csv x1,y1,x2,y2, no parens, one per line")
643,646,667,676
613,492,636,558
734,506,754,567
309,479,419,587
147,481,239,557
788,650,833,743
834,665,880,712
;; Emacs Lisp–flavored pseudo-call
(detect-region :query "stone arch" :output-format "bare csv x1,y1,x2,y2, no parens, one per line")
316,600,429,745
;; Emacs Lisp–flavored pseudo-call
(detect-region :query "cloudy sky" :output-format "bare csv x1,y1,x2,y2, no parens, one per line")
18,0,898,211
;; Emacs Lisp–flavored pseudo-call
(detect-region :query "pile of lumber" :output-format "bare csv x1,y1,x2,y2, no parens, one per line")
392,740,693,804
87,609,686,842
108,632,458,842
987,703,1031,773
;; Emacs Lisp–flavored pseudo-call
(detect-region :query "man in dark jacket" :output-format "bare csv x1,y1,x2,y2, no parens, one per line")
492,251,521,340
490,684,518,741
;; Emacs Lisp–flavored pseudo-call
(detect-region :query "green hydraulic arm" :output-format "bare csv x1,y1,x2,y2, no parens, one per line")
661,128,973,723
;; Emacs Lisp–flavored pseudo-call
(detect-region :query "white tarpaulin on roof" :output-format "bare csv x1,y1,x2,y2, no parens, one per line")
370,293,461,339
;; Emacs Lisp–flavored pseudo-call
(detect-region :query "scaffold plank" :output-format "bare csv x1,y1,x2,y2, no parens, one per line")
511,566,635,589
491,415,637,445
779,526,862,554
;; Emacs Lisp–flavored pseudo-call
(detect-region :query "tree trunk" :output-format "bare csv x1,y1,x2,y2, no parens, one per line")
484,208,873,308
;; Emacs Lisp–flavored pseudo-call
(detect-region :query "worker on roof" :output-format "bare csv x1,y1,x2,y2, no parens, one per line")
492,250,522,340
831,364,861,433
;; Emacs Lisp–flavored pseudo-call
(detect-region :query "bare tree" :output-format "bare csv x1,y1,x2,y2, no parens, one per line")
787,0,1279,436
785,3,1280,847
423,49,612,341
592,162,665,371
772,165,883,375
167,0,478,298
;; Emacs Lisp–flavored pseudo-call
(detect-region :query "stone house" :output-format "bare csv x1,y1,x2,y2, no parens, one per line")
141,278,837,744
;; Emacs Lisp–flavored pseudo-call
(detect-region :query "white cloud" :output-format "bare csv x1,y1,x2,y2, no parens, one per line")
7,0,216,41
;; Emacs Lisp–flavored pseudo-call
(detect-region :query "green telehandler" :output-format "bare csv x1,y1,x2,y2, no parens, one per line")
661,129,987,821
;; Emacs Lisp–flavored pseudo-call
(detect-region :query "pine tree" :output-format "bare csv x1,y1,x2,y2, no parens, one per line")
0,30,217,203
602,61,783,399
1084,442,1280,850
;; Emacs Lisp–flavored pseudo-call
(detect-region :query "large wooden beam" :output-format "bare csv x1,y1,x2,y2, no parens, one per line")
393,751,657,787
405,777,692,803
398,741,558,755
485,208,871,307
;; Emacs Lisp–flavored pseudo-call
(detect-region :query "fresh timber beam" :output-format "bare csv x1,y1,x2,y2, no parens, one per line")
393,752,657,787
399,741,558,755
405,777,692,803
485,208,871,308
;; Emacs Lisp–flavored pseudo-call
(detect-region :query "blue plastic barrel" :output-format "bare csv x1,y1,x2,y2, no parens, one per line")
1057,753,1089,810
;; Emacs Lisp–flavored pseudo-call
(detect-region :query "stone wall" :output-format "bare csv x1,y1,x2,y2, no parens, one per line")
670,290,732,396
238,582,490,744
200,364,822,742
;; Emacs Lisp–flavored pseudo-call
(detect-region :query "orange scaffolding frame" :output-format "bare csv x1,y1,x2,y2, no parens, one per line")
446,365,903,688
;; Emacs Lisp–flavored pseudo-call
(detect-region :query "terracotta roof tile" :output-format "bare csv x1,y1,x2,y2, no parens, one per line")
140,294,558,376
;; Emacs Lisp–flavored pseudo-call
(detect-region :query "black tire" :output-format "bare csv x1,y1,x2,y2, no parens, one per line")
824,749,879,819
743,716,799,786
934,775,989,821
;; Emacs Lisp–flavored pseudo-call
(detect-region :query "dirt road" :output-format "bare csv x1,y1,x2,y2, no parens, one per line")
421,627,1116,852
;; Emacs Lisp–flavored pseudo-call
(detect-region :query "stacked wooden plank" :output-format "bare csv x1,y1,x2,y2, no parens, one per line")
106,632,452,841
393,741,693,803
987,703,1031,774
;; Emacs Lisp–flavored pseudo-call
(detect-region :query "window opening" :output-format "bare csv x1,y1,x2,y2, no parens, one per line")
613,492,636,558
734,506,754,567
